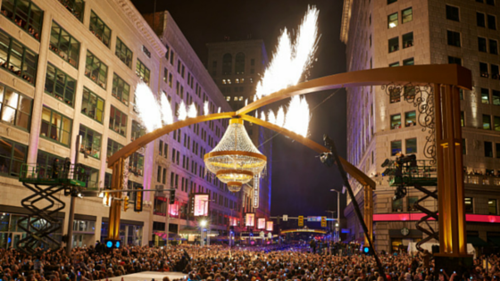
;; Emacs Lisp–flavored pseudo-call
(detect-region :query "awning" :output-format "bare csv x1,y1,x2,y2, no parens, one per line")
488,237,500,247
467,236,489,247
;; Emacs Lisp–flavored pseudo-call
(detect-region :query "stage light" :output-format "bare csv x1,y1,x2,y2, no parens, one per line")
381,158,393,167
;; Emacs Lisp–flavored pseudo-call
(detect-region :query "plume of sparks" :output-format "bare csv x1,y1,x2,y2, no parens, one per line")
255,6,319,100
218,107,221,113
177,100,187,121
160,94,174,125
268,110,276,125
134,82,162,132
188,103,197,118
204,101,209,115
284,96,310,137
260,111,266,121
276,107,285,127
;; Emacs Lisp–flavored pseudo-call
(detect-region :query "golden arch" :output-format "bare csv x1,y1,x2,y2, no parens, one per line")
107,64,471,257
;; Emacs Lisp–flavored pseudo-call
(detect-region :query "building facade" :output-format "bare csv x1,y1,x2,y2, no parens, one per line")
0,0,237,249
341,0,500,252
206,40,273,221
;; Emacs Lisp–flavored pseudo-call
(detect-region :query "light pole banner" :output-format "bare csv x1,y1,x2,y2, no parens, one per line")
266,221,273,231
245,213,255,227
194,194,209,216
257,218,266,229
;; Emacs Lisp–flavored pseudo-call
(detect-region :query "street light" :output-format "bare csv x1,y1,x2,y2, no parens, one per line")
330,189,341,242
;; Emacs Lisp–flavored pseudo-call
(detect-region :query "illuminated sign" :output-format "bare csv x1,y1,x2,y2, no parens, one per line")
257,218,266,229
230,217,238,226
194,194,209,216
245,213,255,227
266,221,273,231
280,229,327,234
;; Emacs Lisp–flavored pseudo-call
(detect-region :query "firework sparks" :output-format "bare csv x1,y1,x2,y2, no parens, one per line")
284,96,310,137
276,107,285,127
255,6,319,100
160,94,174,125
204,101,209,115
178,100,187,121
135,82,162,132
188,103,198,118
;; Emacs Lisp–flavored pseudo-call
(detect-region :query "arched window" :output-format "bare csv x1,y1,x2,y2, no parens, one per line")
222,53,232,74
235,52,245,74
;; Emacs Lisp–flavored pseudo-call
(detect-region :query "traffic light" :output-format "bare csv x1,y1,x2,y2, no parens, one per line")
169,190,176,204
321,216,327,227
134,186,143,212
103,192,111,207
123,196,129,212
298,215,304,227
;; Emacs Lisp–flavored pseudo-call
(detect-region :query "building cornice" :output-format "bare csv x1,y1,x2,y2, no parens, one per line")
340,0,353,44
112,0,166,57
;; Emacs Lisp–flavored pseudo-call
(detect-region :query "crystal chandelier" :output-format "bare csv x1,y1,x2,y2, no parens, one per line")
204,118,267,194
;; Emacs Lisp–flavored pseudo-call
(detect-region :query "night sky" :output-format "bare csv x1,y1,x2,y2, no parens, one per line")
131,0,347,219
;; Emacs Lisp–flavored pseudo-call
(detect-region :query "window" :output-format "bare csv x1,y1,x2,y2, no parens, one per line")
402,32,413,48
85,51,107,89
107,138,123,158
0,30,38,84
45,63,75,107
391,114,401,129
495,116,500,131
388,0,397,4
81,87,104,123
392,198,403,212
157,165,161,182
109,106,127,137
222,53,232,74
115,37,132,68
79,164,98,186
403,58,414,65
131,120,146,141
136,59,150,85
40,106,72,146
477,12,486,27
0,137,27,177
406,138,417,154
478,37,487,52
461,111,465,127
485,141,493,157
0,83,32,130
483,114,491,130
390,88,401,103
480,62,489,77
36,150,63,178
488,14,496,30
463,139,466,155
49,21,79,68
405,111,416,127
389,62,400,67
1,0,43,41
448,56,461,65
408,196,418,211
447,30,461,47
389,37,399,53
446,5,460,21
235,52,245,74
487,0,495,5
494,90,500,105
391,140,402,156
129,152,144,176
112,74,130,106
56,0,84,21
402,7,412,23
142,46,151,58
465,198,473,214
489,199,498,215
497,143,500,157
491,64,499,78
404,86,416,100
481,88,490,104
79,125,101,159
490,39,499,54
89,10,111,47
162,168,166,184
388,13,398,28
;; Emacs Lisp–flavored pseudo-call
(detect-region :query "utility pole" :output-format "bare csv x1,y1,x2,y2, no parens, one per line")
330,189,341,242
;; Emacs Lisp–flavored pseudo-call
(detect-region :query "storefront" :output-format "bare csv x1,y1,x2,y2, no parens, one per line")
72,215,96,248
101,218,143,246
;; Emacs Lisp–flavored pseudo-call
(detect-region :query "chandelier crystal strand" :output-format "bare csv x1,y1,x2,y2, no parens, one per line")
253,175,259,208
204,118,267,193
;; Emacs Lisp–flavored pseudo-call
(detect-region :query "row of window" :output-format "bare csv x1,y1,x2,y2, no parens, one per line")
446,5,497,30
390,138,417,156
387,7,413,29
479,62,500,79
484,141,500,158
390,111,417,129
0,30,38,85
388,32,413,53
391,196,498,215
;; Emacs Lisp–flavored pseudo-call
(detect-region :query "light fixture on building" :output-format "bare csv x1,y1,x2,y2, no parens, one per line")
204,118,267,197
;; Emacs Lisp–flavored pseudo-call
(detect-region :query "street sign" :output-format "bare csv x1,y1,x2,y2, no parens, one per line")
283,214,288,221
298,215,304,227
307,216,321,222
321,216,327,227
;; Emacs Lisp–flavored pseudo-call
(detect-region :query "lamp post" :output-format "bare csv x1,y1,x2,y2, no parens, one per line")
330,189,341,242
200,219,207,246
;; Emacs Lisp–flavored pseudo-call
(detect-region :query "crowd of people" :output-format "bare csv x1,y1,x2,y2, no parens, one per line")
1,242,499,281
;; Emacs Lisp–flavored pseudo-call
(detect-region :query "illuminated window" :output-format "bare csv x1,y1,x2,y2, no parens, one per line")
109,106,127,137
241,78,245,83
391,140,402,156
388,13,398,28
489,199,498,215
239,96,244,101
226,96,231,101
40,106,72,146
222,79,226,84
402,7,413,23
250,78,253,83
79,124,102,159
483,114,491,130
85,51,108,89
494,90,500,105
389,62,400,67
390,114,401,129
89,10,111,47
227,79,232,84
112,74,130,106
495,116,500,131
81,88,104,123
1,0,43,41
406,138,417,154
402,32,413,48
233,96,238,101
481,88,490,104
405,111,416,127
0,83,32,131
136,59,150,85
461,111,465,127
235,79,239,84
390,88,401,103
